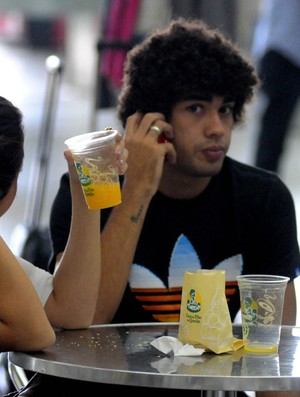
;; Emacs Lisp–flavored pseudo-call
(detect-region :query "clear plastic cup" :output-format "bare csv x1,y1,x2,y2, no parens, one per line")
65,129,121,210
236,274,289,354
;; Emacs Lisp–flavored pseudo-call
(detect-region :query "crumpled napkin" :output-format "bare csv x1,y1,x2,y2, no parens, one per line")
151,355,205,374
150,336,205,356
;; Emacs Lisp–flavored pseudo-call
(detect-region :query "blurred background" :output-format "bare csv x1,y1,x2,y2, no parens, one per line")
0,2,300,389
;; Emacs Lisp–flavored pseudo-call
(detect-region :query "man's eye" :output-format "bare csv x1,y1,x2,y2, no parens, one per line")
188,104,202,113
220,105,234,115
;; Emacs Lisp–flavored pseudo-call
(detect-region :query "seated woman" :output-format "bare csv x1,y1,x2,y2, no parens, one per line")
0,96,55,352
0,95,128,348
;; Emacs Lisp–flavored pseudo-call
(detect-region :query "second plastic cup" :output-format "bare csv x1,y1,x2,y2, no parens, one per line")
65,129,121,210
236,274,289,354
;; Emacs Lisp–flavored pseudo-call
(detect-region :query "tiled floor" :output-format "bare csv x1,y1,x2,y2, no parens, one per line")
0,39,300,395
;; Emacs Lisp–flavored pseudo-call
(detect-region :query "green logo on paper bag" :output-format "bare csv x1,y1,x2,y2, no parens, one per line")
187,289,201,313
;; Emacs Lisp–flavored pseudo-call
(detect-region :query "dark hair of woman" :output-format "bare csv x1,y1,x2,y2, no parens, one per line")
0,96,24,199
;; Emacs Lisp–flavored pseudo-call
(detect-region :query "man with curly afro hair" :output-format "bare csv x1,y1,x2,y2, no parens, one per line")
118,18,257,126
49,18,300,397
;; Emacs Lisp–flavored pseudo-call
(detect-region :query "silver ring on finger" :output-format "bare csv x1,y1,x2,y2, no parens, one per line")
149,125,162,136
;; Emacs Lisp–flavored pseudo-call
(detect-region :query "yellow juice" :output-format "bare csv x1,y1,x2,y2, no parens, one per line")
244,342,278,354
83,181,121,210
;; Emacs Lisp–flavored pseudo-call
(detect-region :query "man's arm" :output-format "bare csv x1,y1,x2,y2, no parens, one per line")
93,112,176,323
95,182,152,323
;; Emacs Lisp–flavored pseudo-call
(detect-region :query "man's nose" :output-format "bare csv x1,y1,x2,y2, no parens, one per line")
203,112,226,138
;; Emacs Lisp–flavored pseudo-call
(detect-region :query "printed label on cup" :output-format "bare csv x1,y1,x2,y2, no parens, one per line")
75,159,121,210
65,129,122,210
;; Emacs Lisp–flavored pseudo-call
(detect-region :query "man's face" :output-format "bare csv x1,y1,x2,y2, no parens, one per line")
168,96,234,178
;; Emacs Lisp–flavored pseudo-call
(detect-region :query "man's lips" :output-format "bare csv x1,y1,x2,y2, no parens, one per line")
202,145,225,161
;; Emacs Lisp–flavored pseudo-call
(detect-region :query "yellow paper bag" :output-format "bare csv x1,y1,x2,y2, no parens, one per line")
178,269,243,354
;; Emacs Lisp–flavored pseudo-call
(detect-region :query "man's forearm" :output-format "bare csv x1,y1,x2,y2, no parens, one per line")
94,187,151,324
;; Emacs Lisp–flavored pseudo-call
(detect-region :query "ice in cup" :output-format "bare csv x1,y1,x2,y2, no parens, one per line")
65,128,121,210
236,274,289,354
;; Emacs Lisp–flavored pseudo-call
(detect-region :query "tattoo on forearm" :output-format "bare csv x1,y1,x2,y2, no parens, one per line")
130,205,144,224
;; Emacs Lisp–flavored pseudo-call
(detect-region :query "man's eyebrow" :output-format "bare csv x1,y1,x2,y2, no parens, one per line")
223,95,235,103
185,96,235,104
188,96,212,101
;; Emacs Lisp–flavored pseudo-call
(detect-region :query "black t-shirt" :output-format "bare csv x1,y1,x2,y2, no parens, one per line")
48,157,300,323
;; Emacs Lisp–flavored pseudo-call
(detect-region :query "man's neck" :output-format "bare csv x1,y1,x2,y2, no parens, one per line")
159,171,211,199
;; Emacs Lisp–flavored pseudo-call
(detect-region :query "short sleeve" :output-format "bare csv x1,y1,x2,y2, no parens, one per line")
17,256,53,306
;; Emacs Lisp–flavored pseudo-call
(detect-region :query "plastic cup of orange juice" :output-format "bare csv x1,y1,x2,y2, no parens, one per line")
236,274,289,354
65,128,121,210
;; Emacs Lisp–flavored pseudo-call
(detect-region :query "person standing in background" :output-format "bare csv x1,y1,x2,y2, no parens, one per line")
252,0,300,173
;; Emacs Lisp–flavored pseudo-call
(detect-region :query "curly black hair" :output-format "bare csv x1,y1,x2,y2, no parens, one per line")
117,18,259,127
0,96,24,200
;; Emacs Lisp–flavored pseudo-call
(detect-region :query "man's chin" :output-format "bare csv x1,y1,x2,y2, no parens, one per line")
200,161,224,177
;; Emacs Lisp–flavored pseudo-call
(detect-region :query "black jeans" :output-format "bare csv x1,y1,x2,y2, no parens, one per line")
254,50,300,173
